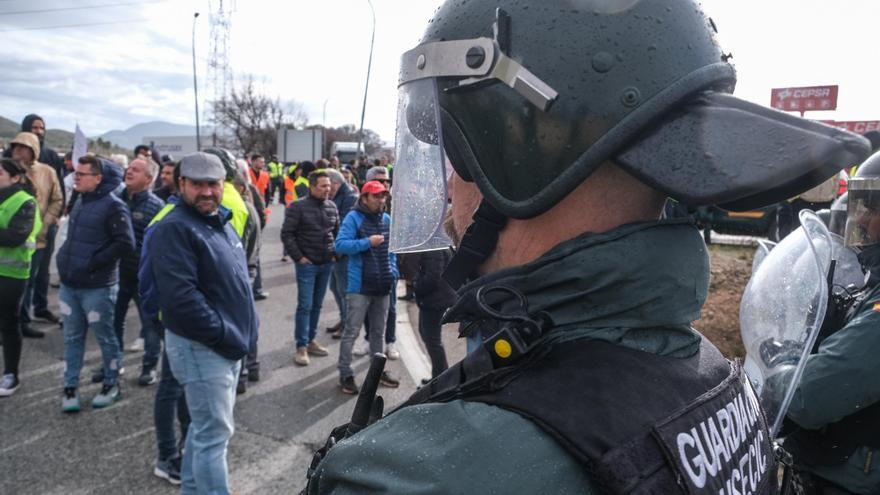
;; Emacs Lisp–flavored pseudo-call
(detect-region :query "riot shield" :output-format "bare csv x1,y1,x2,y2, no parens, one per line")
740,210,832,438
751,239,777,274
752,235,863,291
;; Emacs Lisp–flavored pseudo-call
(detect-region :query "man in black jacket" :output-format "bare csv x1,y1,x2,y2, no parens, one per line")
413,248,457,380
112,158,164,387
280,170,339,366
325,168,358,337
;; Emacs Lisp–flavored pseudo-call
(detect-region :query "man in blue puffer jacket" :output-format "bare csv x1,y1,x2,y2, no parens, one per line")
145,152,257,494
335,180,399,395
56,155,135,412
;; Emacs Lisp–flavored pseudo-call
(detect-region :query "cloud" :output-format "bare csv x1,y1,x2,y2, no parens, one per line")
2,0,877,148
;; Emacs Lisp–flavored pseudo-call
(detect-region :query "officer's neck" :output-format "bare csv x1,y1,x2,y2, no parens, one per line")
476,164,665,275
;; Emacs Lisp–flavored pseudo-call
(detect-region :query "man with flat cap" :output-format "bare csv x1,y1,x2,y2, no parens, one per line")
145,151,258,495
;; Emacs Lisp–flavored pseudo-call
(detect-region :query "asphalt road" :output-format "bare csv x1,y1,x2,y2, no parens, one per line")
0,202,464,494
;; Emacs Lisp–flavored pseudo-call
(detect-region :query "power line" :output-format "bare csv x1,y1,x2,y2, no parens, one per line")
0,0,169,16
0,17,146,32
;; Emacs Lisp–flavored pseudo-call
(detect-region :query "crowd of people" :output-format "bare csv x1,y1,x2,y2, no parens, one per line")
0,113,456,493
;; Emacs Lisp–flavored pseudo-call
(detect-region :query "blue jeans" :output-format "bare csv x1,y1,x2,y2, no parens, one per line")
363,281,397,344
59,284,120,388
154,332,190,462
113,278,161,372
294,262,333,348
165,331,240,495
329,257,348,324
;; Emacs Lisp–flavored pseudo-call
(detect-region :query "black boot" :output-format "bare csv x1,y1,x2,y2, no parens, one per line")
21,325,45,339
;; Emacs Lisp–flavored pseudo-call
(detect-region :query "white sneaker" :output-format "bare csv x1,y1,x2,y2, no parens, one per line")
385,343,400,360
0,373,20,397
127,337,144,353
353,344,370,357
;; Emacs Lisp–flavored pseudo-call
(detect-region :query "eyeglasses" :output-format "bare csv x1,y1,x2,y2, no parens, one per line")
377,179,391,185
74,172,99,178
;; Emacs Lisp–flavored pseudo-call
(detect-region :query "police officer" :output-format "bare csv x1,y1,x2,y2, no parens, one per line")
305,0,870,493
783,152,880,495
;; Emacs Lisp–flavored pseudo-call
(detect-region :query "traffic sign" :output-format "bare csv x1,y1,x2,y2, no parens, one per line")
771,85,838,112
819,120,880,134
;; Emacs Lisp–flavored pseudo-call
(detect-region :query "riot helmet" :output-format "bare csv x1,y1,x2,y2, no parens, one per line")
864,130,880,153
844,151,880,248
391,0,871,286
202,147,238,181
828,192,848,237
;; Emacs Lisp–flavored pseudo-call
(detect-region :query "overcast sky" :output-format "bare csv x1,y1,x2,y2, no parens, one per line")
1,0,878,144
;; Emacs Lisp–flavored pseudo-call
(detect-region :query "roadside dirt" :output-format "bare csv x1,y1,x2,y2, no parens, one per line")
694,244,755,358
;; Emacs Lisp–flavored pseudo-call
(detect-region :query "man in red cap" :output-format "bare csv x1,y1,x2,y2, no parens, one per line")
333,180,400,394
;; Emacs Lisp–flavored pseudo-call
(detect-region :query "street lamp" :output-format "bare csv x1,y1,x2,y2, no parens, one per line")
356,0,375,163
192,12,202,151
322,99,329,157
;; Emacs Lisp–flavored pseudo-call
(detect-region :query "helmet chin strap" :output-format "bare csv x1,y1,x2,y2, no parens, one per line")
857,243,880,286
443,200,508,290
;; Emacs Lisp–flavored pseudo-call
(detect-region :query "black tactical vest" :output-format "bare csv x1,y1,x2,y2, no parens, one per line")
402,336,777,494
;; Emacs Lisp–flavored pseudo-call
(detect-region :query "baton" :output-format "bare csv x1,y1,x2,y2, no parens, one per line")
346,353,387,436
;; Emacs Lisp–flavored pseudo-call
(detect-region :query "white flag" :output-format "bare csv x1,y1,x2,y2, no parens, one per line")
72,123,87,166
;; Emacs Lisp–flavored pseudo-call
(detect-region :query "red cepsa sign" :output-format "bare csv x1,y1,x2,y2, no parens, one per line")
819,120,880,134
771,85,838,112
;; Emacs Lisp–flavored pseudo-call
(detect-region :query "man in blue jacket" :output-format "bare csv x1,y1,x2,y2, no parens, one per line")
57,156,134,412
335,180,400,394
145,152,257,495
111,157,164,387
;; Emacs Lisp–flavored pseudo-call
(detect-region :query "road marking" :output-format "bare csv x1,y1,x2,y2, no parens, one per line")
20,348,103,380
0,431,48,455
393,282,432,384
105,426,154,447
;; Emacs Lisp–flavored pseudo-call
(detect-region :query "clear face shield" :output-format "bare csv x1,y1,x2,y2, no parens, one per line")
389,12,558,253
827,193,848,237
844,178,880,249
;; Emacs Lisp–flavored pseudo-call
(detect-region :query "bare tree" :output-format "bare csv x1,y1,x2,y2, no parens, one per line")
212,77,307,155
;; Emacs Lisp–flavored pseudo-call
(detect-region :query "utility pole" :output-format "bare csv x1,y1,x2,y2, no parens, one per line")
192,12,202,151
356,0,375,163
322,99,329,157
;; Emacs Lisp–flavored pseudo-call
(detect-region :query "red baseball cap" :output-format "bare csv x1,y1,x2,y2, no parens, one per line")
361,180,388,195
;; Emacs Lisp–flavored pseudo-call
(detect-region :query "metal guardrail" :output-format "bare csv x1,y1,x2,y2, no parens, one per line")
708,231,762,247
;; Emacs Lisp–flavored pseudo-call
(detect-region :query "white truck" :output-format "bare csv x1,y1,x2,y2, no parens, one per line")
277,128,323,163
330,141,364,164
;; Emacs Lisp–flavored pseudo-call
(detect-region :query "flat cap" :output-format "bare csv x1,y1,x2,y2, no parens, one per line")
179,152,225,181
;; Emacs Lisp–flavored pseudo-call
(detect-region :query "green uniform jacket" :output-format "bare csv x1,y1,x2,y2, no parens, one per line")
308,221,712,494
786,283,880,494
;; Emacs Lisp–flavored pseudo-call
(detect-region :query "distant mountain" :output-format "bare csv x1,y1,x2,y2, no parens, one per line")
0,116,211,154
98,121,212,149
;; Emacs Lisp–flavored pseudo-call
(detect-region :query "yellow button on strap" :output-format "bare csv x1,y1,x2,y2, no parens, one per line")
494,339,512,359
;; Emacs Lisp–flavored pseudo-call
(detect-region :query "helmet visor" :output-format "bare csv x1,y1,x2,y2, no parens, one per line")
844,178,880,248
389,78,452,253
